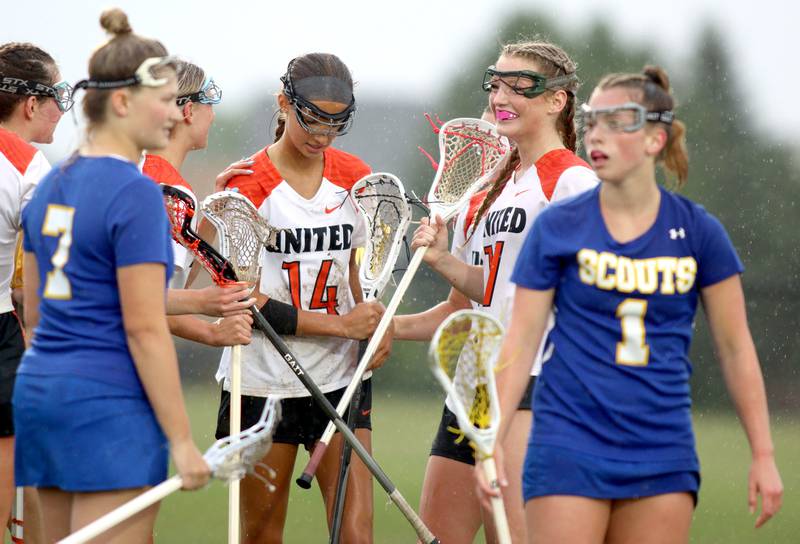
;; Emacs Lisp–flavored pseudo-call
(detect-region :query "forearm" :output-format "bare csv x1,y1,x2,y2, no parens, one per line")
428,253,484,302
395,293,469,341
167,315,214,345
128,325,192,443
719,344,775,457
166,288,201,315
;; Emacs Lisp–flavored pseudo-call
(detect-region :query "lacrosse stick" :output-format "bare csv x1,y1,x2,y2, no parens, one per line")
167,188,439,544
201,190,268,544
59,398,281,544
299,173,412,493
430,310,510,544
10,488,23,543
298,120,508,490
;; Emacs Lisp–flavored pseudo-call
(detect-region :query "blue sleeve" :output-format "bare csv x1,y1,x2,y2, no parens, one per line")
511,211,561,290
695,209,744,288
108,178,172,270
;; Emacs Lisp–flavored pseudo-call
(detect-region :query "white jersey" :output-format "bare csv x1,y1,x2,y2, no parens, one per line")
479,149,598,374
0,127,50,313
450,189,488,310
141,154,196,289
216,146,370,398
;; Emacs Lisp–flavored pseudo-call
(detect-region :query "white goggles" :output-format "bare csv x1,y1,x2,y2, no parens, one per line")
580,102,674,133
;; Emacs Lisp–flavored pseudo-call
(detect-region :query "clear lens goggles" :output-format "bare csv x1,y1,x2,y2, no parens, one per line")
73,56,177,91
0,75,75,112
580,102,674,133
177,76,222,106
292,96,355,137
482,66,577,99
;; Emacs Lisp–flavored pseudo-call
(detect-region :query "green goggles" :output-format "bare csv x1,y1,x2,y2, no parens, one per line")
580,102,674,133
482,66,577,98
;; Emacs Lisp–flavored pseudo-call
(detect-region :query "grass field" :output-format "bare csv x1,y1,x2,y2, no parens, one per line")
8,384,797,543
146,384,800,543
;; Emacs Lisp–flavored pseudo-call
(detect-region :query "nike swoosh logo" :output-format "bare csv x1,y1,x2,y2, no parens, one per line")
324,202,345,214
515,189,531,197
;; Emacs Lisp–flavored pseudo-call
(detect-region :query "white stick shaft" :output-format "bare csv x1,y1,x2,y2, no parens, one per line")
12,487,23,540
482,458,512,544
58,476,183,544
229,344,242,544
317,246,427,448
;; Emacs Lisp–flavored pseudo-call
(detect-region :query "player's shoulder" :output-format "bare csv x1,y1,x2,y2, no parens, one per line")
539,183,598,225
537,149,591,182
660,186,725,236
323,147,371,190
142,154,193,193
227,147,283,208
0,126,39,176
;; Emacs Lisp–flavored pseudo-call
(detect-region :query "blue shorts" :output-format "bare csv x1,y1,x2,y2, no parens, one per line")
523,444,699,504
13,373,168,492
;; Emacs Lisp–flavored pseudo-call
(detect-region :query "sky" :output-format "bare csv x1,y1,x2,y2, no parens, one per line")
4,0,797,159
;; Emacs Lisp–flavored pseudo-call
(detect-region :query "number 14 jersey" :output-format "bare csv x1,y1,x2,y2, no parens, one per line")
217,147,369,398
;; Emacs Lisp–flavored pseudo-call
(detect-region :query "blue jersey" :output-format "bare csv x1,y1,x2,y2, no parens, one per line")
512,185,743,463
20,156,173,392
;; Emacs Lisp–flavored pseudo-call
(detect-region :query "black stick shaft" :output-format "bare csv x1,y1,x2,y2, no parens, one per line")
329,339,366,544
249,307,439,544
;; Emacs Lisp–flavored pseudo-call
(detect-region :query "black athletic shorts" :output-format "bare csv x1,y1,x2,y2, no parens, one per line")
430,376,536,466
0,311,25,437
216,379,372,451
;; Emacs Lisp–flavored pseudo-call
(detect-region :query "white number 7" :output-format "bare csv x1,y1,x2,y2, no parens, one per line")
615,298,649,366
41,204,75,300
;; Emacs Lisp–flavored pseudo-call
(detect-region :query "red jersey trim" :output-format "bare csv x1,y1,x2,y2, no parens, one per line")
0,127,37,175
228,146,371,209
142,154,194,193
535,149,590,201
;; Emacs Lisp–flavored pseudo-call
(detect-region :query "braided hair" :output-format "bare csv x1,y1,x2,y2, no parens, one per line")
0,42,57,122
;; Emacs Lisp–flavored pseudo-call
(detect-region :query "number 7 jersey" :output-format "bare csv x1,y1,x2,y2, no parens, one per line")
217,146,369,398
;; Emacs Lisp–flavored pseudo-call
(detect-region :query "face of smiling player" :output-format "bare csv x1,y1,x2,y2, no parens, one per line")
487,54,561,144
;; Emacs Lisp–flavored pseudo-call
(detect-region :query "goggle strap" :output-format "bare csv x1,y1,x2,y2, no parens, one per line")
646,110,674,124
544,73,578,89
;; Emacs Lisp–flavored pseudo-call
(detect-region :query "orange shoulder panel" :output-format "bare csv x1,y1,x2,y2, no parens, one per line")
463,189,489,237
226,147,283,209
0,127,37,175
142,154,194,193
323,147,371,191
536,149,591,201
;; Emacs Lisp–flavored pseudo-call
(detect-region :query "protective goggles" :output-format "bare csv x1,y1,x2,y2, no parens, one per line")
74,56,177,91
177,76,222,106
0,75,75,112
280,61,356,137
579,102,674,133
482,66,578,98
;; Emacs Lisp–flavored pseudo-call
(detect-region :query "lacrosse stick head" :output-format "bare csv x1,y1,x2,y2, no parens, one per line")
429,310,505,458
201,191,278,291
427,118,509,220
204,396,282,483
161,184,239,286
351,173,412,300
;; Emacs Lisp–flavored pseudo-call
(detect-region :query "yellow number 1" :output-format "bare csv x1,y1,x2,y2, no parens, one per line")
615,298,649,366
41,204,75,300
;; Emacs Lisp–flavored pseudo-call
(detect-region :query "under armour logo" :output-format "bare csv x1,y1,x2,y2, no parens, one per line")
669,228,686,240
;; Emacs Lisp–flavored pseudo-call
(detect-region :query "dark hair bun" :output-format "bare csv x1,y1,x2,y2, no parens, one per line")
642,65,670,92
99,8,132,37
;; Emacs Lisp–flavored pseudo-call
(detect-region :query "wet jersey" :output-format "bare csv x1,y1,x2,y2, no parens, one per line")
479,149,597,374
451,189,487,310
142,154,197,289
0,127,51,312
216,146,369,398
512,185,743,461
20,156,173,392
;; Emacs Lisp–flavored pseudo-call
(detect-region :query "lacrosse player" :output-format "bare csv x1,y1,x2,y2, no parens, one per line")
0,39,67,541
13,9,209,541
407,40,597,543
213,52,391,542
142,59,253,348
478,65,782,542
